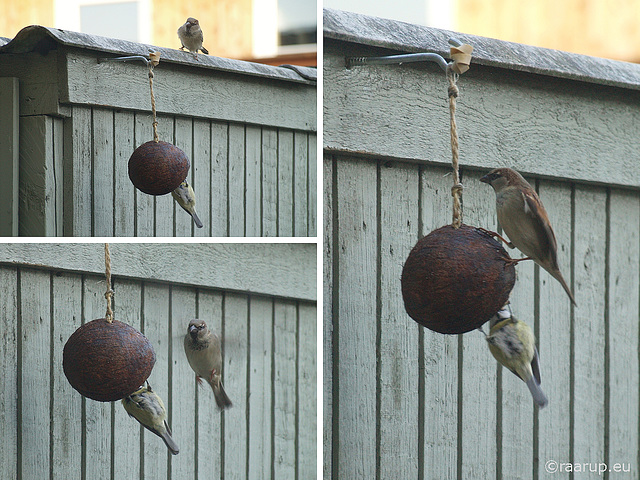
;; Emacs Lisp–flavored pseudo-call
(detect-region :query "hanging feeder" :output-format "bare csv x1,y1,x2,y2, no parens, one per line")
62,244,156,401
401,224,515,334
351,40,517,334
102,52,190,195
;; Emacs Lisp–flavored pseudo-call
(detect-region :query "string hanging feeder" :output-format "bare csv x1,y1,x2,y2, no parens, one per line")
63,244,156,402
119,52,191,195
357,41,516,334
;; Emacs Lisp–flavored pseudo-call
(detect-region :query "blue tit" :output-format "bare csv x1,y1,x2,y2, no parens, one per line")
485,314,548,408
184,319,232,409
121,382,180,454
171,181,203,228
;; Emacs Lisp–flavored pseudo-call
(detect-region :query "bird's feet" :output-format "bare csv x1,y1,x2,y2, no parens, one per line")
209,369,217,382
502,256,531,268
180,46,185,51
477,227,515,249
196,375,203,386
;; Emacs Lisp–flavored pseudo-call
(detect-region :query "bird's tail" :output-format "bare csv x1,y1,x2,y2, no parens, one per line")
212,381,233,409
191,211,203,228
553,270,577,306
525,376,548,408
160,426,180,455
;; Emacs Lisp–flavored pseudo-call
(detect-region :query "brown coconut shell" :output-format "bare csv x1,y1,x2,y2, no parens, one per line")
63,318,156,402
401,224,516,334
128,140,190,195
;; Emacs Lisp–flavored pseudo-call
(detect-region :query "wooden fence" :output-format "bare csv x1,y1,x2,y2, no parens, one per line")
324,8,640,479
0,27,317,237
0,243,317,479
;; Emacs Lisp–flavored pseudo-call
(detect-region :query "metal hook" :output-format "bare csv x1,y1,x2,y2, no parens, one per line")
97,54,152,65
346,37,464,71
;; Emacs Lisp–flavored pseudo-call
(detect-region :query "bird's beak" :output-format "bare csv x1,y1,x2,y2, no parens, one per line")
189,325,197,334
479,173,491,184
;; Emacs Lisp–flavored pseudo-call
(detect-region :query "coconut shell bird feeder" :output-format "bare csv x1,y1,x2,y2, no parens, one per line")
113,52,190,195
349,41,515,334
63,244,156,402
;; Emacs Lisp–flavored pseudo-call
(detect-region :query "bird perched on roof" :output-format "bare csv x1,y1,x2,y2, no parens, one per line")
483,306,548,408
171,180,203,228
121,382,179,455
480,167,576,305
184,319,232,409
177,17,209,58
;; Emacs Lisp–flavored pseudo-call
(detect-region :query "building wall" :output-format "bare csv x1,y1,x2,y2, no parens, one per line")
0,243,317,479
324,9,640,479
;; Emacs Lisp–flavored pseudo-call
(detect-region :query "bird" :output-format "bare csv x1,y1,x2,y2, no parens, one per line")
480,167,576,305
177,18,209,58
482,307,548,408
183,319,232,409
121,382,180,455
171,180,203,228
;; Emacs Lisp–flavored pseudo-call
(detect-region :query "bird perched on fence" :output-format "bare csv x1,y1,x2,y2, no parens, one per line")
483,307,548,408
184,319,233,409
480,167,576,305
177,17,209,58
121,382,180,455
171,180,203,228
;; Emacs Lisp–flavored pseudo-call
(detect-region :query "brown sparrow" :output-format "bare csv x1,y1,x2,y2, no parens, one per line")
183,319,232,409
480,167,577,305
177,18,209,57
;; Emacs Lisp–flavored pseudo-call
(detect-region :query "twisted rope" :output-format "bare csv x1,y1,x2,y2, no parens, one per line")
447,66,463,228
104,243,114,323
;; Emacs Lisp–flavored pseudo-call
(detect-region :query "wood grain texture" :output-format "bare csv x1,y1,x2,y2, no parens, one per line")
0,243,317,301
210,121,230,236
92,108,114,236
0,267,17,480
379,162,419,478
278,130,294,237
113,110,135,237
335,158,377,478
192,119,212,238
228,123,245,236
322,155,333,480
0,77,19,236
297,303,317,478
246,125,262,236
293,131,309,236
262,127,279,237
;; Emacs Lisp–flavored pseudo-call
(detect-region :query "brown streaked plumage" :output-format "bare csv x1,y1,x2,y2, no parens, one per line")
177,17,209,57
183,319,232,409
480,167,577,306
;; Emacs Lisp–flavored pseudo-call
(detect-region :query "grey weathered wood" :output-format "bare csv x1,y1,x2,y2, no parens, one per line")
278,130,294,237
113,110,135,237
322,155,333,480
246,125,262,236
262,127,279,236
298,303,317,479
228,124,245,236
210,121,229,236
294,131,309,236
0,243,317,301
192,118,212,238
92,108,114,236
0,77,19,236
379,162,419,478
324,9,640,190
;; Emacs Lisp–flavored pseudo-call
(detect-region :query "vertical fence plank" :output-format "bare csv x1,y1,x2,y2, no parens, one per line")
142,282,171,478
51,272,83,479
0,77,19,236
174,116,194,236
228,124,246,236
83,275,113,479
223,293,249,480
155,114,178,237
170,286,197,479
323,155,333,480
211,121,229,236
246,125,262,236
65,106,93,236
273,300,297,478
196,290,223,480
193,119,212,237
134,112,155,237
379,162,419,478
336,158,377,478
262,127,278,237
20,269,51,477
278,130,294,237
307,134,317,236
113,110,135,237
458,169,498,479
0,267,18,479
53,117,64,236
112,279,142,476
248,296,274,480
420,164,459,478
573,185,607,462
293,131,309,236
537,181,572,477
297,302,317,479
608,190,639,470
92,108,114,236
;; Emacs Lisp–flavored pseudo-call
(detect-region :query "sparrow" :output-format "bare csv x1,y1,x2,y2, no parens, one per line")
480,167,576,306
177,18,209,57
171,180,203,228
184,319,232,409
482,306,548,408
121,382,180,455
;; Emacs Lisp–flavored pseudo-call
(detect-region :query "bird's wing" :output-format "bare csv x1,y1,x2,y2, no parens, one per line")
531,346,542,385
523,191,559,266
